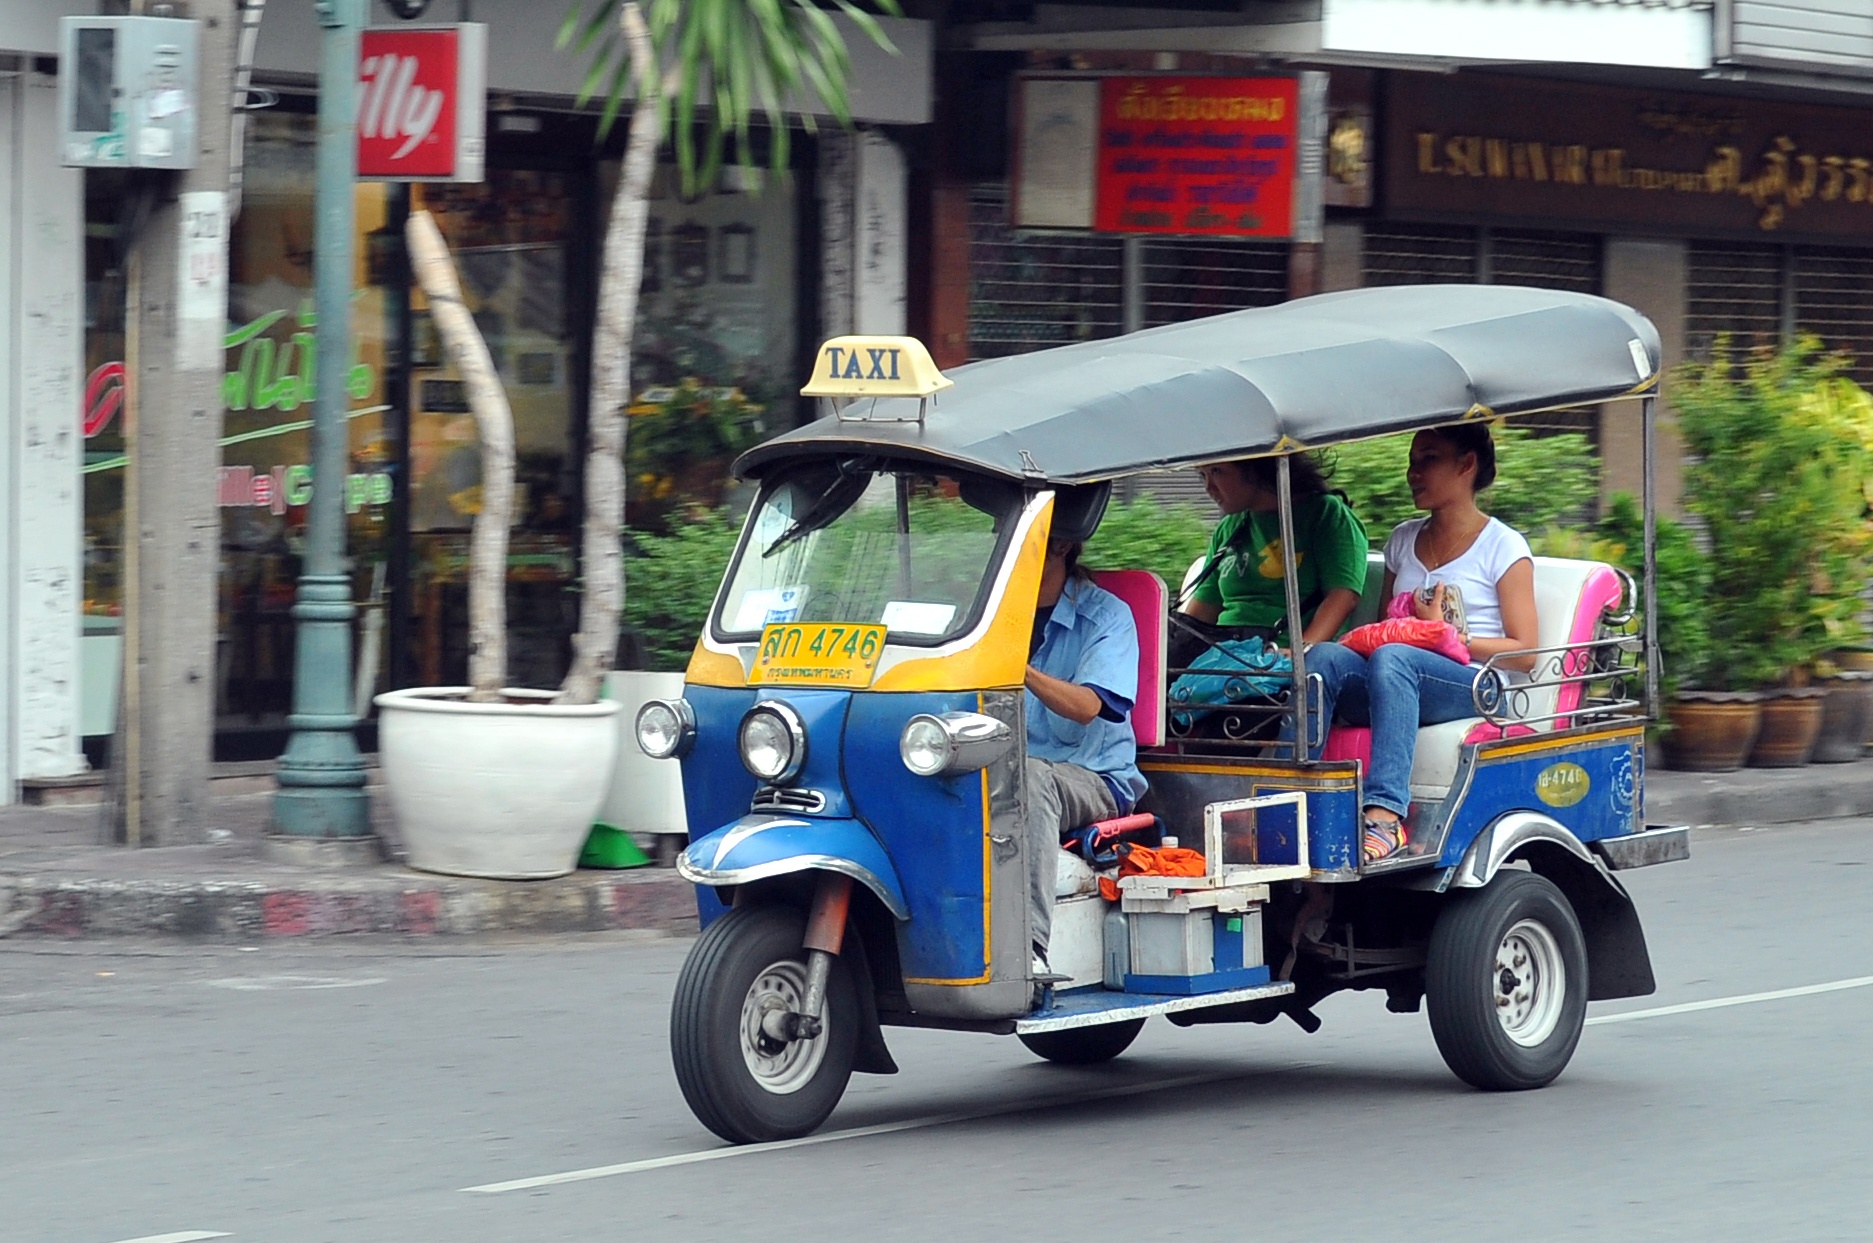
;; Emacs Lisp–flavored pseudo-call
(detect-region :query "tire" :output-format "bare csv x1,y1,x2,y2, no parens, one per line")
1017,1018,1147,1065
670,904,858,1144
1425,870,1588,1092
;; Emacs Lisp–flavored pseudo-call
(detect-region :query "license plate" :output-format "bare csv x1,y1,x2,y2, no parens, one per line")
750,623,887,688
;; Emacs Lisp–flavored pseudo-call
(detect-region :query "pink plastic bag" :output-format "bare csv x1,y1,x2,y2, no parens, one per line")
1339,616,1471,665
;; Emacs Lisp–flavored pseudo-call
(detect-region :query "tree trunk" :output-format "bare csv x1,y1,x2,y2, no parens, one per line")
406,209,514,703
559,0,666,705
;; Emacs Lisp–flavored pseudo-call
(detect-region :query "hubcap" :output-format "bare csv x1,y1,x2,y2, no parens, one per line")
1493,918,1566,1047
738,959,827,1095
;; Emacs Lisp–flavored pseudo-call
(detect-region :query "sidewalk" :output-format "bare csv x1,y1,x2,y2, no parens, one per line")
3,758,1871,941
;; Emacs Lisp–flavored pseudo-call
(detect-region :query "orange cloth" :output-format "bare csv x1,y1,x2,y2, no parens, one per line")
1098,843,1207,901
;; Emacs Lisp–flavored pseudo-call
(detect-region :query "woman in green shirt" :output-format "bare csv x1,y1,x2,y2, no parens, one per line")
1172,454,1370,667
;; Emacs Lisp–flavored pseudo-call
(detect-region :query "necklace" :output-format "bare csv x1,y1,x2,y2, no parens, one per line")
1417,513,1486,571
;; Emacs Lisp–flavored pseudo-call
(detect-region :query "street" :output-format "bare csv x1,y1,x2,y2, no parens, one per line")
5,819,1872,1243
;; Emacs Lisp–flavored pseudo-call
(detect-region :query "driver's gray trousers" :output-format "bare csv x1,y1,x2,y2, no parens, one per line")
1025,757,1117,957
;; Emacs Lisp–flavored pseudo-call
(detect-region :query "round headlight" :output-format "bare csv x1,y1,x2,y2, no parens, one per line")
739,702,805,783
900,715,953,777
635,699,693,760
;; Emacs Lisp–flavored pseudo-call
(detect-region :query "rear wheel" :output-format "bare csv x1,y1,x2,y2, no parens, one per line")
1017,1019,1147,1065
1425,870,1587,1091
670,905,857,1143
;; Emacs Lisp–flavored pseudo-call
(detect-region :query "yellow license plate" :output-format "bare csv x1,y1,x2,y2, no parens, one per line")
750,623,887,688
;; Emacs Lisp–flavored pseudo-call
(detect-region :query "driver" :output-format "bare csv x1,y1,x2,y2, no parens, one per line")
1024,537,1147,973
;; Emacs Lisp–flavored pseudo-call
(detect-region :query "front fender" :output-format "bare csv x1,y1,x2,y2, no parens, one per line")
678,815,909,921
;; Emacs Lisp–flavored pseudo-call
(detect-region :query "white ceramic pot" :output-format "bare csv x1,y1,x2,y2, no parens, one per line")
375,686,623,879
598,670,689,839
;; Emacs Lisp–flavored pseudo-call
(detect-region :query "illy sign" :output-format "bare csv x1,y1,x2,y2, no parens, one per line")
358,25,486,182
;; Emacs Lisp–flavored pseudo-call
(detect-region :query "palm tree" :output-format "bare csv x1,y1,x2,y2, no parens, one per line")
555,0,901,703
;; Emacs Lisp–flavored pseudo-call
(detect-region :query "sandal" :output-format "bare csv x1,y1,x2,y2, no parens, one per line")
1361,814,1408,863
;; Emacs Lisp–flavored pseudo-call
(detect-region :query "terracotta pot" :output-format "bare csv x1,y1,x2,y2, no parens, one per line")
1829,649,1873,675
1660,694,1763,773
1812,673,1873,763
1747,689,1827,768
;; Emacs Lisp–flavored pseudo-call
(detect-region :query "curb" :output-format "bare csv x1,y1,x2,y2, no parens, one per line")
0,866,698,941
1645,760,1873,829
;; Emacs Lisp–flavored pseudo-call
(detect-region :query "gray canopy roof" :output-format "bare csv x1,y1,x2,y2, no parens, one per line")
736,284,1661,484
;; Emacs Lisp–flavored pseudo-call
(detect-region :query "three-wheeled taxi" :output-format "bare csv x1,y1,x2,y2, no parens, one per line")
633,285,1690,1144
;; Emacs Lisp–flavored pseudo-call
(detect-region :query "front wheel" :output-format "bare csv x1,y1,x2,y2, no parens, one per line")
1425,870,1587,1091
1017,1018,1146,1065
670,904,858,1143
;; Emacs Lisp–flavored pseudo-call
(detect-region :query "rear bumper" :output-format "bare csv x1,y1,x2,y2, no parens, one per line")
1591,824,1691,870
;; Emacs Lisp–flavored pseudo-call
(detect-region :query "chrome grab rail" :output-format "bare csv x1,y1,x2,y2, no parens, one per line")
1471,634,1645,729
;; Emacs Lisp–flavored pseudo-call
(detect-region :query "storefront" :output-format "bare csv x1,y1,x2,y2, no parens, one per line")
49,6,932,768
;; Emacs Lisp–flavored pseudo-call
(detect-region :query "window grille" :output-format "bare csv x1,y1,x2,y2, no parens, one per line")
1686,241,1782,361
1793,245,1873,386
967,183,1123,360
1141,239,1289,328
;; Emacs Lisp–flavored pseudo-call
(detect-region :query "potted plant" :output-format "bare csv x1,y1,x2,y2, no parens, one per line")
374,213,625,879
1672,339,1873,768
1570,494,1755,772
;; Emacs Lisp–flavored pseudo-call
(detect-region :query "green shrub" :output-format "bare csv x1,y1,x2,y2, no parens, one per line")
1674,338,1873,689
1326,427,1599,537
1083,496,1214,592
623,507,743,671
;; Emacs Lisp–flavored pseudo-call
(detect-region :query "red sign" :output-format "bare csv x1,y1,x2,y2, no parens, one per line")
1094,76,1299,237
358,25,485,182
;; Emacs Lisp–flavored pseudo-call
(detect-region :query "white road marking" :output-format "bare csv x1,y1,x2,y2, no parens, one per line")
1587,974,1873,1026
105,1232,231,1243
205,976,386,991
464,1063,1322,1193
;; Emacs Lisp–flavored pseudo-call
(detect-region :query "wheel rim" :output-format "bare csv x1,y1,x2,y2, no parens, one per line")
1494,918,1566,1047
737,959,827,1096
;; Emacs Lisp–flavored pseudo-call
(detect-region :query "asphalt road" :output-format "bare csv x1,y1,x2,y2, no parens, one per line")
5,819,1872,1243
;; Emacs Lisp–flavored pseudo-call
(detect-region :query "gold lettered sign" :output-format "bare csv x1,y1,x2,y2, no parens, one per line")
1387,72,1873,239
1536,762,1591,809
750,623,886,688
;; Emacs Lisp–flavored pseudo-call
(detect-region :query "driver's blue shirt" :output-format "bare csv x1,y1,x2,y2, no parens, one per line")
1028,578,1147,814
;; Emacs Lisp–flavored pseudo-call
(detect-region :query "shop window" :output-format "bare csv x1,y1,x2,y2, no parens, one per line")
1140,238,1288,329
1793,246,1873,386
1361,222,1479,286
622,160,798,531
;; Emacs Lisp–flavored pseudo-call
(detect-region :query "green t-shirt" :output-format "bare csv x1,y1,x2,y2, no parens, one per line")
1188,492,1370,633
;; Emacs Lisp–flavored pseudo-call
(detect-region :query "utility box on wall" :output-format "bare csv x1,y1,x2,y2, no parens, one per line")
58,16,200,170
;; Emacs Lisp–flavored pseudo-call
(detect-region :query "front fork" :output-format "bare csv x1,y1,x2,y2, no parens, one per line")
757,872,853,1044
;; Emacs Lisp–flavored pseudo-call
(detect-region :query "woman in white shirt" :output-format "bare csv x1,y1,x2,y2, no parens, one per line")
1298,424,1539,862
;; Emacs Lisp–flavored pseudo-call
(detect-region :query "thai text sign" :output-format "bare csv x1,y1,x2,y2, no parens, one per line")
357,25,486,182
1387,72,1873,239
1014,75,1309,238
1095,77,1298,237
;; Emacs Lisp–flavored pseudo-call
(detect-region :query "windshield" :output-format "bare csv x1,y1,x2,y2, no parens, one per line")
714,465,1022,646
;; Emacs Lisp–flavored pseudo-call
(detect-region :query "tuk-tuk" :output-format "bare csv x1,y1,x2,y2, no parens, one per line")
633,284,1690,1145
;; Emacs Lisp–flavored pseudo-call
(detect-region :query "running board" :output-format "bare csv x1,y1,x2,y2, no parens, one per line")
1014,981,1295,1033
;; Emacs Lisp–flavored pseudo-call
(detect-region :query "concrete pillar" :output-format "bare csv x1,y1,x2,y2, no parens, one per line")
1,66,87,800
821,130,909,340
1601,237,1686,516
1320,220,1363,293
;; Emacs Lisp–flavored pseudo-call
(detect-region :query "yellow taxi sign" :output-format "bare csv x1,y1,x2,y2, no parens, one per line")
801,336,953,399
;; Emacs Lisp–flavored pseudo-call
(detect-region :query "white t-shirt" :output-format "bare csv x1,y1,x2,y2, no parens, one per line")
1384,516,1533,643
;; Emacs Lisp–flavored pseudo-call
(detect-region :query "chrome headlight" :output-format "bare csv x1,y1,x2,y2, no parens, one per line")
900,711,1012,777
739,701,807,783
635,698,695,760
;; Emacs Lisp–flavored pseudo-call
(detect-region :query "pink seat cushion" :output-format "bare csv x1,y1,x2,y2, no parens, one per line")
1092,570,1168,748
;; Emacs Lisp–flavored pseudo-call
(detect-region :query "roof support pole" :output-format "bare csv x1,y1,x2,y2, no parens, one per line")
1641,393,1659,721
1276,455,1310,760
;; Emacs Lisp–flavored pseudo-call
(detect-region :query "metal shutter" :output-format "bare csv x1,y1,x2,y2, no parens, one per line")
968,182,1124,361
1793,245,1873,385
1492,230,1603,434
1686,241,1783,360
1362,222,1480,285
1490,230,1601,294
1141,239,1289,329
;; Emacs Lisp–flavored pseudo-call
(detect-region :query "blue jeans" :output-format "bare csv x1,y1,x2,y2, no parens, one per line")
1287,642,1480,818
